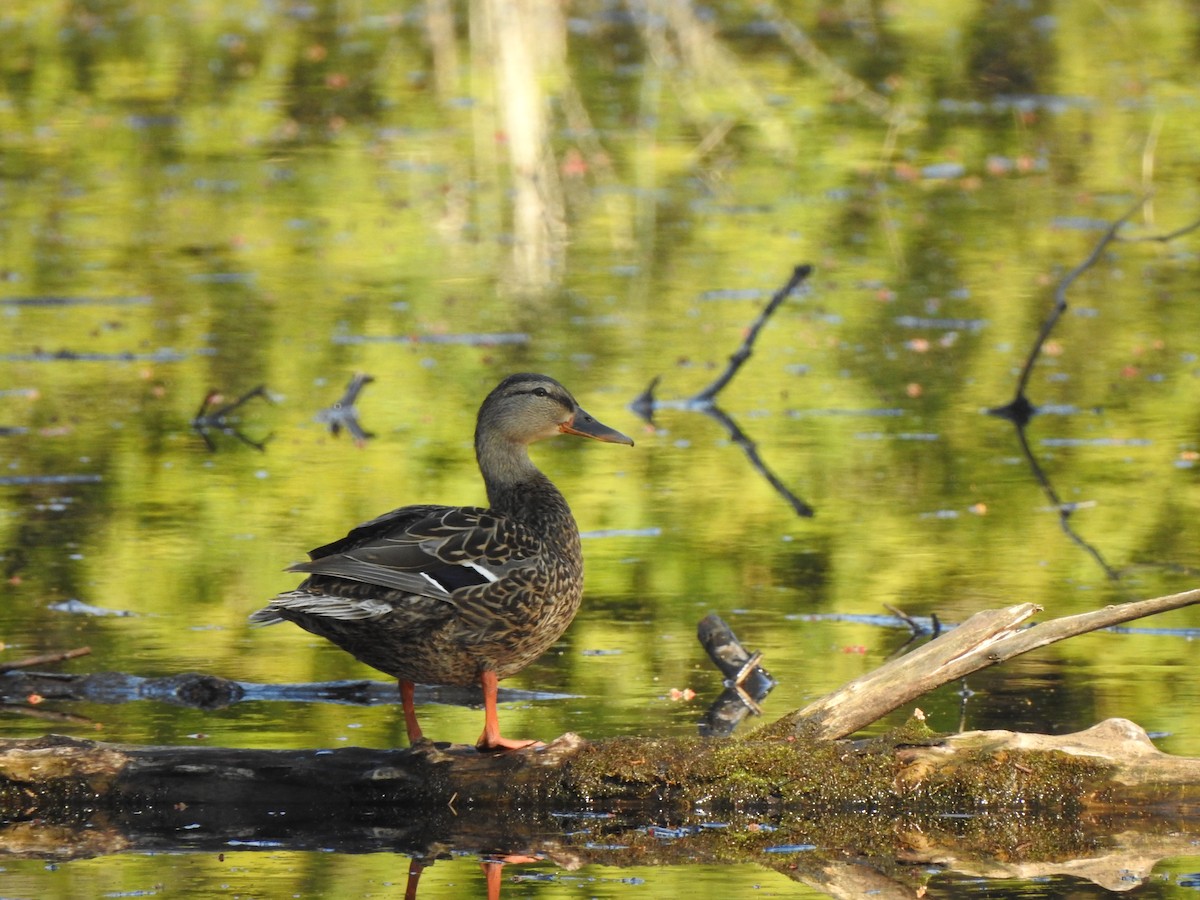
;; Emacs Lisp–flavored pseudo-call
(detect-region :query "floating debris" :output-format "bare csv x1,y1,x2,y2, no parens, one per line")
192,385,272,452
314,373,374,445
0,474,102,486
48,599,134,617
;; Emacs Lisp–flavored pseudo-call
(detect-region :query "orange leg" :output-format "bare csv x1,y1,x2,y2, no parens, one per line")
404,859,423,900
481,859,502,900
399,679,423,744
475,669,542,752
480,854,541,899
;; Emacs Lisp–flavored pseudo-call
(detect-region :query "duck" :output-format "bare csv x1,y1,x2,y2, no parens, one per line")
249,373,634,751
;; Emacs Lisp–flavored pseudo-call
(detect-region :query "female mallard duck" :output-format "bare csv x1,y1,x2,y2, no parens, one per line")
250,373,633,751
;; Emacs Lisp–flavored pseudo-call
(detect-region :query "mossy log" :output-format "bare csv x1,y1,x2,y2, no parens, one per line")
4,716,1200,818
3,590,1200,889
3,718,1200,894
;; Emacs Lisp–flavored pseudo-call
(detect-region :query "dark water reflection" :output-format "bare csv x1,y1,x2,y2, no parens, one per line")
4,0,1200,896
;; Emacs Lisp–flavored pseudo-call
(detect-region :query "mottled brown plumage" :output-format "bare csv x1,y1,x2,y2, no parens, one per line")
250,373,633,750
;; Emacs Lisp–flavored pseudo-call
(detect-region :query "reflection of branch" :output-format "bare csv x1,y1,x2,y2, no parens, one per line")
1117,213,1200,244
756,2,903,125
191,384,272,452
702,404,815,517
0,646,91,673
630,266,815,517
1009,416,1118,580
987,200,1148,581
315,373,374,446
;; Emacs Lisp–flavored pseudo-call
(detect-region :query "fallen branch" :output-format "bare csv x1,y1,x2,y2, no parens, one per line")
763,588,1200,741
0,646,91,674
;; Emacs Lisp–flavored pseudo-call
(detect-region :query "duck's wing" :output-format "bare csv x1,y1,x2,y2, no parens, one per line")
286,505,541,607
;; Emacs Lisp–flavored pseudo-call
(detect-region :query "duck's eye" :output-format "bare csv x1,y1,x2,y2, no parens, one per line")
533,387,549,398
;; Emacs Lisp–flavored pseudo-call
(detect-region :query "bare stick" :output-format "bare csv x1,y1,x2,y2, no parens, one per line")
0,646,91,674
691,264,812,405
1010,198,1146,402
766,588,1200,741
1118,213,1200,244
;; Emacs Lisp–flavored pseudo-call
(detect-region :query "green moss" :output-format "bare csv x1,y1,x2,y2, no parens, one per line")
557,722,1117,819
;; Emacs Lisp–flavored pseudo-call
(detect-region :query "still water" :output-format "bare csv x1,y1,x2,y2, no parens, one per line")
3,1,1200,896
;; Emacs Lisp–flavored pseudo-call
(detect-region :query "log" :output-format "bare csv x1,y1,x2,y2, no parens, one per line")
5,717,1200,815
2,719,1200,895
4,590,1200,889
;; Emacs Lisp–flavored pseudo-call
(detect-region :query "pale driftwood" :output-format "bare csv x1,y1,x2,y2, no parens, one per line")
763,588,1200,741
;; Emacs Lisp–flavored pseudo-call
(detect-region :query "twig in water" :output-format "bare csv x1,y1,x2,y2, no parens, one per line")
691,264,812,406
315,373,375,446
192,384,273,452
883,603,930,637
986,199,1157,582
0,646,91,673
990,198,1146,419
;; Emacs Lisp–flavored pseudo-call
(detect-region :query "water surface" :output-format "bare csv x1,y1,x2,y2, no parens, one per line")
2,1,1200,896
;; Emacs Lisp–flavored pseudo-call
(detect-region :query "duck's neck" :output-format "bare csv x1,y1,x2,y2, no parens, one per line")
477,436,577,533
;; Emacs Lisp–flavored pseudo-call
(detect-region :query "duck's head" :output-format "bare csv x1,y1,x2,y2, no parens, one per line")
476,373,634,450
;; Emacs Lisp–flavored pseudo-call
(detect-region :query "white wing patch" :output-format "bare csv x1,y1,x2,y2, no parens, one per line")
465,562,501,583
419,571,455,594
